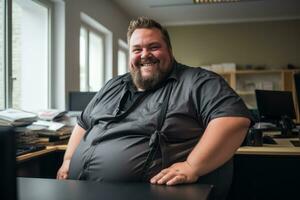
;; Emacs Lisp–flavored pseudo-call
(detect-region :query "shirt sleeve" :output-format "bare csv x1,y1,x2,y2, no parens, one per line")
193,70,254,127
77,92,100,130
77,77,116,130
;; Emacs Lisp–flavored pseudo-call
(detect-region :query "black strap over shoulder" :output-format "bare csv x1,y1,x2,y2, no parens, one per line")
141,81,173,178
157,83,173,132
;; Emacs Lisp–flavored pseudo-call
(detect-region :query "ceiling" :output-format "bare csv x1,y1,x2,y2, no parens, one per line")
112,0,300,26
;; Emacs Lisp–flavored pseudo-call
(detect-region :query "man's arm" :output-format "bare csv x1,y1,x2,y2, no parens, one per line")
150,116,250,185
56,124,86,180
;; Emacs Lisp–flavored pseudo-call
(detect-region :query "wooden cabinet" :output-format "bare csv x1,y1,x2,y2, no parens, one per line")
217,69,300,122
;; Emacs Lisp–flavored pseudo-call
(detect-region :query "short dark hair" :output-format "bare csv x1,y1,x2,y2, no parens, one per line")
127,17,172,49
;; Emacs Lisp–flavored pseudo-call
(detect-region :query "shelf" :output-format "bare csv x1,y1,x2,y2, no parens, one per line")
218,69,297,75
236,91,255,95
235,69,283,74
214,69,300,122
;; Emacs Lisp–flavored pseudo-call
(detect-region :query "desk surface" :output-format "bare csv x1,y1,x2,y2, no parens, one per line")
17,138,300,163
237,138,300,155
16,146,57,162
18,177,213,200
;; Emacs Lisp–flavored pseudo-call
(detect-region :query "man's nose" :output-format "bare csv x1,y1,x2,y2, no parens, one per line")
141,49,151,59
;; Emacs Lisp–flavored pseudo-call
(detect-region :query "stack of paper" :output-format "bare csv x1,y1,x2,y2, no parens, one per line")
27,120,71,135
14,126,40,147
0,109,37,126
37,109,67,121
27,120,72,145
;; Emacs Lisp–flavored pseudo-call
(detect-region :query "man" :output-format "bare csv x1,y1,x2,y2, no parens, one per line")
57,17,252,199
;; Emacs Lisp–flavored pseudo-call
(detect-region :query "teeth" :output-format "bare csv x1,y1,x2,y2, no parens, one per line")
142,63,155,67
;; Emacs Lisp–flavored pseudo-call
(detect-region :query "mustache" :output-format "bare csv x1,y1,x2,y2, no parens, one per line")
139,57,160,66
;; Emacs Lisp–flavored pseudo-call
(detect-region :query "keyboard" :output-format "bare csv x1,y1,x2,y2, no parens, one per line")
16,145,46,156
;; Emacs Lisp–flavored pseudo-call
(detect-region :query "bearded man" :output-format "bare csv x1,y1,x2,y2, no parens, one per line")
57,17,252,200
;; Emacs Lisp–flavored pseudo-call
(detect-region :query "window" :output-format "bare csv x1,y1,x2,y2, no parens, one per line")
0,0,5,109
118,39,128,75
80,25,105,92
0,0,51,111
12,0,51,110
79,12,112,92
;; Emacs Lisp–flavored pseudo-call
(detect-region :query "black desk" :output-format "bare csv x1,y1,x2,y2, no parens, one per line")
18,177,213,200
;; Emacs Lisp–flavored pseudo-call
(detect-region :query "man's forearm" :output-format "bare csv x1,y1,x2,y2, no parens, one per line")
186,117,250,177
150,116,250,185
63,124,86,161
57,124,86,179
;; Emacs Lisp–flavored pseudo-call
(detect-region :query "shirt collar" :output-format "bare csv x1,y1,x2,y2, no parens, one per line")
167,60,181,81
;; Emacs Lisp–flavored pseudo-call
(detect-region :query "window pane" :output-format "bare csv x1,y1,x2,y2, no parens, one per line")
89,31,103,91
0,0,4,109
12,0,48,110
12,0,49,110
80,27,88,91
118,49,127,75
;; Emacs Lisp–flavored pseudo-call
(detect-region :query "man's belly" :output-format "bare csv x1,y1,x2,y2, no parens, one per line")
68,136,154,181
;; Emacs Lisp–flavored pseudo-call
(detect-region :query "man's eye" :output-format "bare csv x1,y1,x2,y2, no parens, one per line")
150,46,159,50
133,49,141,53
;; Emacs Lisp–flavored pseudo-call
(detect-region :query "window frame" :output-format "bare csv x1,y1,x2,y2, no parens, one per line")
4,0,12,108
1,0,53,109
117,39,129,75
37,0,53,109
79,12,113,92
80,22,106,92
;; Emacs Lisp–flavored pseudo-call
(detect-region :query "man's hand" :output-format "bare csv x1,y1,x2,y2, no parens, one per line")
150,161,199,186
56,124,86,180
56,159,71,180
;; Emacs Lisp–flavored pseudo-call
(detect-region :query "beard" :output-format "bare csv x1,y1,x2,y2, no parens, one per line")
130,58,172,90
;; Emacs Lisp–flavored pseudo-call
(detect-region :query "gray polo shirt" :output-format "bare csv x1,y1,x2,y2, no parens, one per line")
69,61,252,197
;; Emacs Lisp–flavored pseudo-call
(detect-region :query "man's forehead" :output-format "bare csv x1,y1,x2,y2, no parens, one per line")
130,28,164,46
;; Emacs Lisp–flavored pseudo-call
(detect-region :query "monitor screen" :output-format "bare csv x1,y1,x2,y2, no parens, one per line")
294,73,300,114
68,92,97,111
255,89,296,121
0,126,17,200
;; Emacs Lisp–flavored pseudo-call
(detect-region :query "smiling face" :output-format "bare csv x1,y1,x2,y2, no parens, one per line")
129,28,173,91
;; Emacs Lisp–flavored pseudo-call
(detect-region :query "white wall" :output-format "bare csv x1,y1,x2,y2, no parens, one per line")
167,20,300,68
52,0,130,109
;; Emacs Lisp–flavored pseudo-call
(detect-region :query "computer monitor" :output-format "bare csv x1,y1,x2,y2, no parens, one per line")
68,91,97,111
255,89,297,137
255,89,296,121
0,126,17,200
294,73,300,115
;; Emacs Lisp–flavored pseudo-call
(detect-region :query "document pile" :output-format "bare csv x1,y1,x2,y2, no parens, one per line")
13,126,46,156
27,120,72,145
37,109,67,121
0,109,37,126
14,126,40,147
